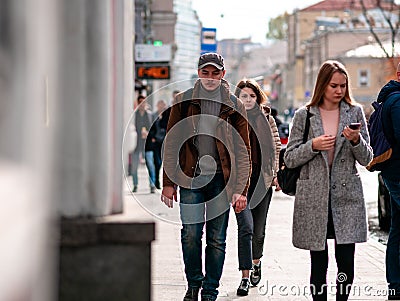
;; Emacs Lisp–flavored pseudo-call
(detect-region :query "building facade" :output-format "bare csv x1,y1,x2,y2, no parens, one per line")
286,0,398,108
171,0,202,94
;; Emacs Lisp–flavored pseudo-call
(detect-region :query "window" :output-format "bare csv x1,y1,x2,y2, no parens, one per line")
358,69,369,87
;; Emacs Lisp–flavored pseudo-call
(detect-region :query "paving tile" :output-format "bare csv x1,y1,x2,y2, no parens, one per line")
126,165,388,300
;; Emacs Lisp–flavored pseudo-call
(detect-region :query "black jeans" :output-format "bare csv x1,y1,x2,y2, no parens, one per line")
250,186,272,260
310,242,355,301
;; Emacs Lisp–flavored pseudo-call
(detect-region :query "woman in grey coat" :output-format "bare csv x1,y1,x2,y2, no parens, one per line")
284,60,373,301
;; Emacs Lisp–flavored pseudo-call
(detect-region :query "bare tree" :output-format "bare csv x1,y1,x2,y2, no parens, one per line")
360,0,400,71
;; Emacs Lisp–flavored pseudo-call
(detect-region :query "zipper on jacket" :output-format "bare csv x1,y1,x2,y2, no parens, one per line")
190,101,201,174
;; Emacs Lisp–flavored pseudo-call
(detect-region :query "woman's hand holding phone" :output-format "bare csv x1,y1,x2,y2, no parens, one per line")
349,122,361,130
342,122,361,144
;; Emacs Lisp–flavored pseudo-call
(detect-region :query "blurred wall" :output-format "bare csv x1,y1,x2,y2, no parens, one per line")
0,0,134,299
0,0,57,300
54,0,133,217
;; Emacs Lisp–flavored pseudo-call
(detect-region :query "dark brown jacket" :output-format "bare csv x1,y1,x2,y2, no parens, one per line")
162,79,251,198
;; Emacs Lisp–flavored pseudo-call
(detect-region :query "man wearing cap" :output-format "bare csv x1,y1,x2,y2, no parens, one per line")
161,52,251,301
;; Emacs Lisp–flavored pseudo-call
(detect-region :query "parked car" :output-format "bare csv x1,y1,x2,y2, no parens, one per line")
278,122,290,146
378,172,392,232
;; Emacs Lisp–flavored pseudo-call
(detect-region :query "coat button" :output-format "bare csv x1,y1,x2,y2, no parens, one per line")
332,185,336,189
341,159,345,162
342,183,346,187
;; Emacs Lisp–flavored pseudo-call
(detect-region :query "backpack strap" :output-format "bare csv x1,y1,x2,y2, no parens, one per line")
303,108,311,143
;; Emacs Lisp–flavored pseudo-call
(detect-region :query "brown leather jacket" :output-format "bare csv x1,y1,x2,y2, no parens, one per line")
162,79,251,198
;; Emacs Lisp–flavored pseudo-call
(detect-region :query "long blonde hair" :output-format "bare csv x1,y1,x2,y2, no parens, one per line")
307,60,356,108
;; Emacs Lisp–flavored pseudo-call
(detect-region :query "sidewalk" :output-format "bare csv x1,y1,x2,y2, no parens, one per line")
124,165,388,301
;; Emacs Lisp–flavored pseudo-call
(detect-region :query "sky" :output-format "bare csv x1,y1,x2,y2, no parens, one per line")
192,0,321,44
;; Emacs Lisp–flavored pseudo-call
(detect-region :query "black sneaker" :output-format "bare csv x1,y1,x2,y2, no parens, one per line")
237,278,250,296
183,287,200,301
250,261,261,286
132,186,137,193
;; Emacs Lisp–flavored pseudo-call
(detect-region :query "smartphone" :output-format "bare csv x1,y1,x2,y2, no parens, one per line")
349,122,361,130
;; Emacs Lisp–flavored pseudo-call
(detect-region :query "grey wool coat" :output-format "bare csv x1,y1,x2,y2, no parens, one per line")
284,101,373,251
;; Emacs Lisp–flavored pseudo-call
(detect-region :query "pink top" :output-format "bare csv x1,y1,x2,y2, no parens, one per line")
319,107,339,167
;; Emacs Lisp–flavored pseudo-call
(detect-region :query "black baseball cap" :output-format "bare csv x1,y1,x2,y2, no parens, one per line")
198,52,225,70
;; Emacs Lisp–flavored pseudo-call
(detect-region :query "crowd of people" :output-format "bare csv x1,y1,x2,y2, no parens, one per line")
130,52,400,301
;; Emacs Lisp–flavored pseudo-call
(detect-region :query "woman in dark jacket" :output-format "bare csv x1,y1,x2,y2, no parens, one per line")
233,78,280,296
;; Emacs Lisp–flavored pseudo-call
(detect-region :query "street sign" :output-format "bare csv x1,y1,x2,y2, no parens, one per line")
136,65,170,80
135,44,171,62
201,28,217,54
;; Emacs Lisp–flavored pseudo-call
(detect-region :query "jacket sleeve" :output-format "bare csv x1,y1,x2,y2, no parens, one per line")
232,98,251,196
268,114,282,176
162,94,183,188
390,99,400,142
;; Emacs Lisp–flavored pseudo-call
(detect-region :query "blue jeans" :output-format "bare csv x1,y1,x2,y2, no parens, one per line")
144,151,156,188
179,173,230,300
382,176,400,294
131,148,156,188
153,143,162,188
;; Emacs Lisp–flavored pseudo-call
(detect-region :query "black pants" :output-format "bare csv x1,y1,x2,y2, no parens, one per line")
250,186,272,260
310,242,355,301
247,171,273,260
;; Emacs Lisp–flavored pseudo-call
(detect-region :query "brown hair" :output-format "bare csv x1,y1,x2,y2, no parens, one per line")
137,95,145,104
234,78,268,105
307,60,356,108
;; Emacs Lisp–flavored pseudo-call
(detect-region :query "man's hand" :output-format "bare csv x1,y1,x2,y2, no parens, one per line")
232,193,247,213
161,186,177,208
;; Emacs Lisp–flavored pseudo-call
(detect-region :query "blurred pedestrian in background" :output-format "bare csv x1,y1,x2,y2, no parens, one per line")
284,60,373,301
149,99,169,189
131,95,156,193
270,107,282,129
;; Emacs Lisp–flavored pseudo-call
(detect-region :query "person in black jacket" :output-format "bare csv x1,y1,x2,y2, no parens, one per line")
378,63,400,300
132,95,156,193
149,99,169,189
